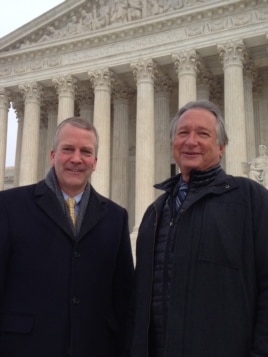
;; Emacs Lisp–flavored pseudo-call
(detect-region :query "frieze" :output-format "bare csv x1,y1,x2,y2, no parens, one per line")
0,4,268,79
12,0,223,49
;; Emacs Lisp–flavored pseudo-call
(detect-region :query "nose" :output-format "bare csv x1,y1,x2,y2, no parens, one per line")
71,149,82,163
185,132,197,145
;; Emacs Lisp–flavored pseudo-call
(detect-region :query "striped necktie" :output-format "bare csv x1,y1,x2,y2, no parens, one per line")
175,182,188,211
65,197,76,225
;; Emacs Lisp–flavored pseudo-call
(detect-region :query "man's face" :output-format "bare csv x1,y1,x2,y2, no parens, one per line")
50,123,97,196
172,107,225,181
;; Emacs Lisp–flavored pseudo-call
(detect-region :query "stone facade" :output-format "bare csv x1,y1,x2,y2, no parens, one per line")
0,0,268,237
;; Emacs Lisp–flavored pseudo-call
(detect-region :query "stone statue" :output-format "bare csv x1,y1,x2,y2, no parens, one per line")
111,0,128,24
249,144,268,188
127,0,142,21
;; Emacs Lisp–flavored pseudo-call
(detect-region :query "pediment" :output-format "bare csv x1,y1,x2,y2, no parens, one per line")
0,0,229,54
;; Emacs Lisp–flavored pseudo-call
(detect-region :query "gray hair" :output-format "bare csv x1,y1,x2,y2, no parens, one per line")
170,100,229,146
52,117,99,155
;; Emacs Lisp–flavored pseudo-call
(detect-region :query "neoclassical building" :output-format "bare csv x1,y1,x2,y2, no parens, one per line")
0,0,268,239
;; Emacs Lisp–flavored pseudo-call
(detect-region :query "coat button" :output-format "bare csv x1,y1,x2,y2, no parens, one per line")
72,297,80,305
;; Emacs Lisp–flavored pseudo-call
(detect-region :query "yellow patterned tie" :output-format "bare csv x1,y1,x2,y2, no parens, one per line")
65,197,76,226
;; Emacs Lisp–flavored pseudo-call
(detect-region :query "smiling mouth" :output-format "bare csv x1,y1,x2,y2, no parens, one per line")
183,152,200,156
67,169,83,173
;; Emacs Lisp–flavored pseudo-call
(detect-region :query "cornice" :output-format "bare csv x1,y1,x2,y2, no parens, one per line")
0,0,267,83
0,0,261,54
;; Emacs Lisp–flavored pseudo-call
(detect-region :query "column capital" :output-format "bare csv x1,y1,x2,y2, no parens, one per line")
131,58,157,83
43,96,58,113
253,75,263,98
88,68,114,90
0,88,11,110
112,80,132,101
40,114,48,129
154,74,174,95
12,97,24,120
218,39,248,66
18,82,44,102
244,60,257,81
197,67,214,87
172,49,200,75
76,88,94,106
52,75,77,95
210,79,224,107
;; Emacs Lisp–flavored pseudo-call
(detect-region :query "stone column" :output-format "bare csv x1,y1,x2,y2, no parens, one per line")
128,96,137,234
210,78,224,112
172,49,199,108
154,74,173,192
197,68,213,100
37,115,48,181
45,99,58,174
111,82,130,208
252,75,263,148
53,75,77,124
244,61,257,162
18,82,43,186
76,87,94,122
12,98,24,187
0,88,10,190
218,40,247,176
89,69,113,196
131,58,156,233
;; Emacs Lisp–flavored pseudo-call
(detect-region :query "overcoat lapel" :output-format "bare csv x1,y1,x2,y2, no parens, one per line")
34,180,73,237
34,181,107,240
78,188,107,240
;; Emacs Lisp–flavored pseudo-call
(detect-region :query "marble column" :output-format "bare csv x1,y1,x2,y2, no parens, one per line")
53,75,76,124
37,115,48,181
154,74,173,193
111,82,130,208
128,96,137,234
12,98,24,187
172,49,199,108
18,82,43,186
252,75,263,148
76,87,94,122
0,88,10,190
244,61,257,163
45,99,58,174
218,40,247,176
197,68,213,100
131,58,156,232
89,69,113,196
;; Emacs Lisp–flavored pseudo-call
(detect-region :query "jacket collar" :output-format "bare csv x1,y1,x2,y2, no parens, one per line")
34,180,108,241
154,166,239,202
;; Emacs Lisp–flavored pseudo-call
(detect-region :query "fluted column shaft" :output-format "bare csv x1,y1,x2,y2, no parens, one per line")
76,89,94,122
197,68,213,100
244,61,257,162
19,82,42,186
218,40,247,175
111,84,130,208
45,100,58,173
12,99,24,187
37,116,48,181
131,59,156,231
173,49,199,108
154,76,173,191
53,76,76,124
89,69,113,196
0,89,10,190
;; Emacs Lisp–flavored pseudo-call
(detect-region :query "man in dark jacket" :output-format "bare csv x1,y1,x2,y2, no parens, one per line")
0,117,134,357
131,100,268,357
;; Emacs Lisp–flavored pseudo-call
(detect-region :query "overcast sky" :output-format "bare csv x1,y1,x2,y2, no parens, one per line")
1,0,64,166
